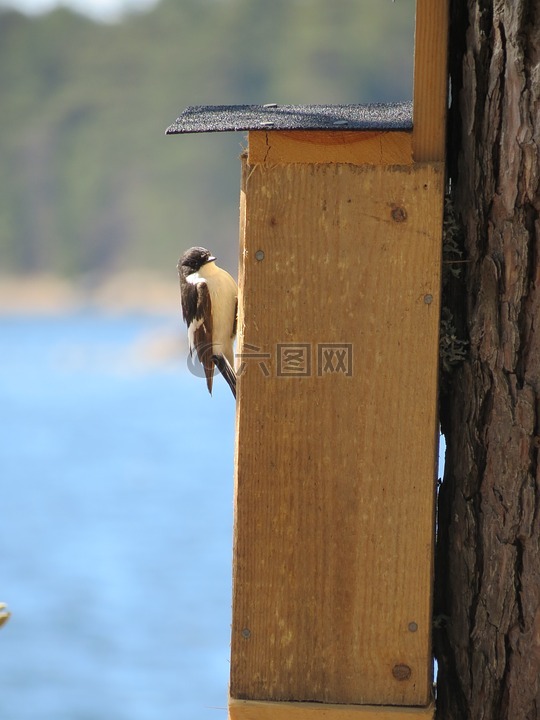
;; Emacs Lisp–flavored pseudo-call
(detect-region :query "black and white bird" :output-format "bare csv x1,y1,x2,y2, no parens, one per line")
178,246,238,398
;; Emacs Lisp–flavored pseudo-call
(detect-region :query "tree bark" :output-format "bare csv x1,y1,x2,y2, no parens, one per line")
436,1,540,719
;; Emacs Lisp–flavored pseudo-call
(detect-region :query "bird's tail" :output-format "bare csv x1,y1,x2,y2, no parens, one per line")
212,354,236,399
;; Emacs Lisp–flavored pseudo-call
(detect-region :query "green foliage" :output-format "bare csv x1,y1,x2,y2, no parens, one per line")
0,0,415,278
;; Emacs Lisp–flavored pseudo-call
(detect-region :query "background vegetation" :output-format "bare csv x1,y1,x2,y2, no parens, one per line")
0,0,415,283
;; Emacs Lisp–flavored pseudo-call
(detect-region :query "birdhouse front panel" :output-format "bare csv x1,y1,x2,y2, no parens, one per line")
231,157,444,707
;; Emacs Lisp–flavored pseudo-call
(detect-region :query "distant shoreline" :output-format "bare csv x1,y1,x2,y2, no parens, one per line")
0,272,180,315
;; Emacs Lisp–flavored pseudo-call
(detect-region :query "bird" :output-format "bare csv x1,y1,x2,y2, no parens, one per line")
178,246,238,398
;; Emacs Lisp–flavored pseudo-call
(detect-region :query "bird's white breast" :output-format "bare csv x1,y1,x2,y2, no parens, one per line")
187,261,237,368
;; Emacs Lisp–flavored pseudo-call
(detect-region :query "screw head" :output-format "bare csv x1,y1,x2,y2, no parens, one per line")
408,621,418,632
255,250,265,261
241,628,251,639
424,294,433,305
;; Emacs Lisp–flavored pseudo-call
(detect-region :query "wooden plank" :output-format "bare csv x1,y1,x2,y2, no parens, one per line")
229,699,435,720
412,0,449,161
248,130,413,166
231,158,444,706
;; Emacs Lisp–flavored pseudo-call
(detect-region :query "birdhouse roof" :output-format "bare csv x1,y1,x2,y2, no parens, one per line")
166,102,412,134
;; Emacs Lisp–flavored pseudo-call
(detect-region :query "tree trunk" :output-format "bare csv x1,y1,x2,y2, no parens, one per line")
436,1,540,718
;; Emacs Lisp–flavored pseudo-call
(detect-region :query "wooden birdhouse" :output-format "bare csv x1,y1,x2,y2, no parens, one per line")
167,2,448,718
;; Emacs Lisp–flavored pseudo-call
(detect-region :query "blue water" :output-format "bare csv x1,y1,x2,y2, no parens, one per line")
0,313,235,720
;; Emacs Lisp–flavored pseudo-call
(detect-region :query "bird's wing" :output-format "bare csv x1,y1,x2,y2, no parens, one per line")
181,280,215,395
232,297,238,340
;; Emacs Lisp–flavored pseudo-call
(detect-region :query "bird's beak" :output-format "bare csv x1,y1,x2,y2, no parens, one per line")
208,255,216,262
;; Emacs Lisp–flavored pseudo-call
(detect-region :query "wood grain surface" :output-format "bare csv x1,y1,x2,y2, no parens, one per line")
231,157,444,706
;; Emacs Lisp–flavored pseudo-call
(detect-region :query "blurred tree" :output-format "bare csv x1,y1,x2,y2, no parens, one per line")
0,0,414,279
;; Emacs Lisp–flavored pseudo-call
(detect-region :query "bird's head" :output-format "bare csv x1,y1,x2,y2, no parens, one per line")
178,246,216,274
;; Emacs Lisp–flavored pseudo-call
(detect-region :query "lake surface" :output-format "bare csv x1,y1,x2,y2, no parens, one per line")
0,313,235,720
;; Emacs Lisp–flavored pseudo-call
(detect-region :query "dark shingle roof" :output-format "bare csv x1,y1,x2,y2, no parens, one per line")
166,102,413,135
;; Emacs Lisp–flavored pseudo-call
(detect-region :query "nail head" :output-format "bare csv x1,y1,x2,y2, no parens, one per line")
392,664,412,681
391,206,407,222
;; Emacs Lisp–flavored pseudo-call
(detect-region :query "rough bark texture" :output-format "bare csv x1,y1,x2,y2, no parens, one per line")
435,0,540,720
436,1,540,719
